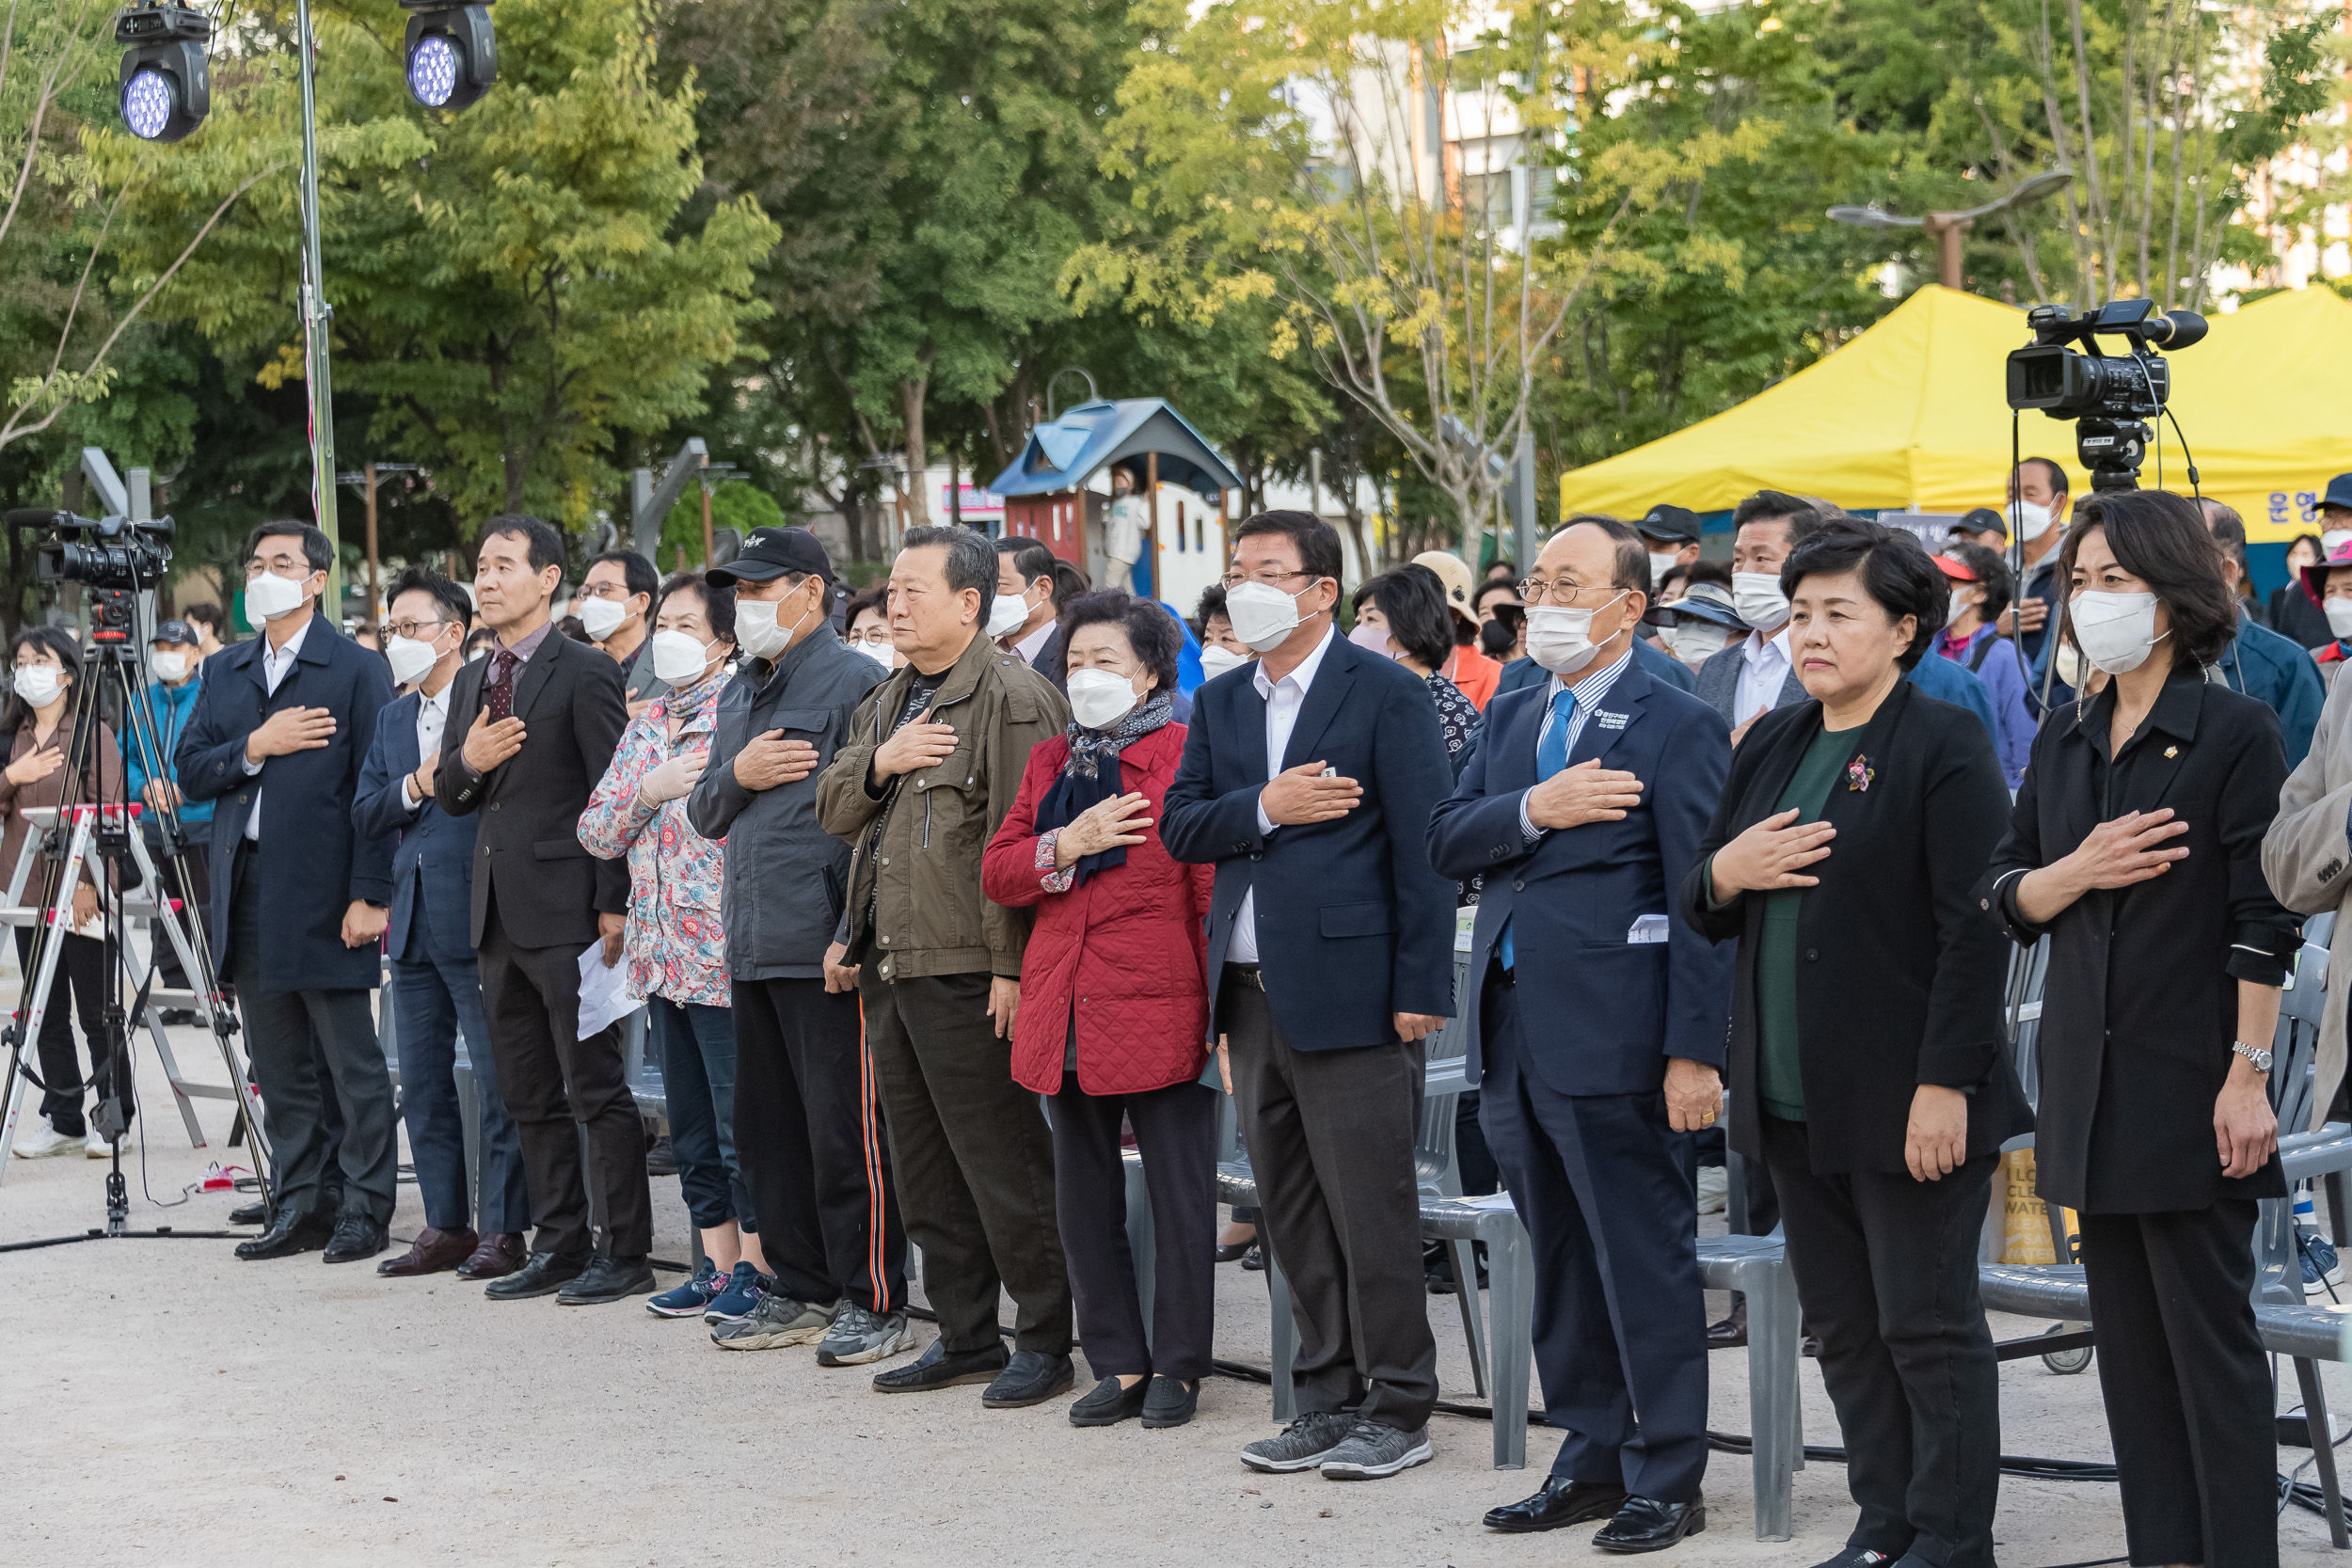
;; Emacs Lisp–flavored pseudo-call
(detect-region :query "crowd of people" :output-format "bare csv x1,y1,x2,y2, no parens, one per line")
10,464,2352,1568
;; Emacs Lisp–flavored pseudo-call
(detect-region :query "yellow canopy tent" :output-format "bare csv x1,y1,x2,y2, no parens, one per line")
1559,282,2352,545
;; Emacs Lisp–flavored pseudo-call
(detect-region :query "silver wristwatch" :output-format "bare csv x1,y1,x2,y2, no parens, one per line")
2232,1040,2274,1074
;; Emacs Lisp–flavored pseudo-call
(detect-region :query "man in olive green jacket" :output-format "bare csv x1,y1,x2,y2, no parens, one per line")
815,525,1073,1408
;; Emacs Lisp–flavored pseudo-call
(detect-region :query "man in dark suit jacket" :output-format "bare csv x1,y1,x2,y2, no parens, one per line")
436,515,647,1306
177,521,398,1264
992,534,1066,689
1428,516,1734,1551
353,565,531,1281
1162,511,1456,1482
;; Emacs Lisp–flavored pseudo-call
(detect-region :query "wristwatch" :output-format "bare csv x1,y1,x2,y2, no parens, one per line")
2231,1039,2274,1074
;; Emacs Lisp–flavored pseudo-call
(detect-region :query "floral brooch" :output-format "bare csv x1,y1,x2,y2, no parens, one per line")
1845,755,1875,793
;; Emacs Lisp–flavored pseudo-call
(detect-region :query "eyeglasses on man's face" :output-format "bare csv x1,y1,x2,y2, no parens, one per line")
1221,568,1320,591
1517,577,1614,608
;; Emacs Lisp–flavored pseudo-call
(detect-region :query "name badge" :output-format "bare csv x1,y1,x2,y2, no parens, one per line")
1595,711,1629,730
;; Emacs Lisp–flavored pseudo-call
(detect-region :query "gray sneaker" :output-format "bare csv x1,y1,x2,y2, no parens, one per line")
710,1291,840,1352
817,1304,915,1367
1317,1420,1433,1480
1239,1410,1357,1473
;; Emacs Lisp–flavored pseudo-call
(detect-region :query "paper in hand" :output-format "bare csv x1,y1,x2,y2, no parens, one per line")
576,942,633,1040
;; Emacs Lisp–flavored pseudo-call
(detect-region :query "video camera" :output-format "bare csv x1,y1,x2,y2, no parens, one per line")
2004,300,2207,492
7,508,176,648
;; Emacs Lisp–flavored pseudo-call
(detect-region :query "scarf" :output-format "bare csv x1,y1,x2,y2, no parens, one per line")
1036,689,1175,887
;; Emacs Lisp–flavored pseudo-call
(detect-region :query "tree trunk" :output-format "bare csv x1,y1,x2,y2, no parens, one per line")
899,373,930,528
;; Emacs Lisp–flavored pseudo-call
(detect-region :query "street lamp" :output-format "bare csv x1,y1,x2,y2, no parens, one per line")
1829,169,2074,291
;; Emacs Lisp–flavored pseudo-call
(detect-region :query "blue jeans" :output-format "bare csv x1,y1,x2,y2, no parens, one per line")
391,951,531,1233
651,996,752,1231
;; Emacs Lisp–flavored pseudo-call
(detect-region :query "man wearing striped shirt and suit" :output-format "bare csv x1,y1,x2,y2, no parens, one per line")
1428,516,1735,1552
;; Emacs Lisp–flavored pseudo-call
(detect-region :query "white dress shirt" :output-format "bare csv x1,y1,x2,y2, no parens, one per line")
240,615,313,841
1732,625,1793,727
398,682,452,811
1230,625,1337,964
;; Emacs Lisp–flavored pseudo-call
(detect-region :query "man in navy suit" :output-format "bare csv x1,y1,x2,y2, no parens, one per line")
1163,511,1456,1482
177,521,398,1264
353,566,531,1281
1428,516,1734,1552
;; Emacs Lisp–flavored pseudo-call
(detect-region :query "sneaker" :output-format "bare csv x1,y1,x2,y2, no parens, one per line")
85,1125,113,1159
9,1117,79,1158
702,1261,770,1324
817,1304,915,1366
1317,1419,1434,1480
646,1259,725,1319
1695,1164,1728,1215
1239,1410,1357,1474
711,1291,839,1352
2302,1231,2345,1294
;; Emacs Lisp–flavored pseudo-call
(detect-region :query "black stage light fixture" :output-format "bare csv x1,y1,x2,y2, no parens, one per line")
115,4,212,143
401,0,496,110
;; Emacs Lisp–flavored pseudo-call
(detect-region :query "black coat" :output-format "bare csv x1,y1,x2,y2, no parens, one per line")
2270,580,2333,652
1680,679,2031,1175
176,613,395,991
1979,666,2295,1212
436,630,629,949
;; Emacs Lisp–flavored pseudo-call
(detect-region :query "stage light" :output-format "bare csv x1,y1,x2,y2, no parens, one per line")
114,5,211,143
401,0,496,111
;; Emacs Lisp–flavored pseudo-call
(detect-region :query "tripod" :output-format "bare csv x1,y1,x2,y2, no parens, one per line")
0,587,268,1250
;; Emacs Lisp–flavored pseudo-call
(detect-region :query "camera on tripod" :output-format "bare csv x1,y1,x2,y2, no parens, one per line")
2005,299,2207,491
8,507,175,593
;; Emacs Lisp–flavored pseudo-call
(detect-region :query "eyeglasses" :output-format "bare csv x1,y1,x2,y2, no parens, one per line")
1517,578,1613,608
576,581,630,600
386,618,449,641
1221,568,1320,591
246,555,312,578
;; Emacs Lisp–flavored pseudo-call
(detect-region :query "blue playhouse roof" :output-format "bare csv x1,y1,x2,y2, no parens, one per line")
985,399,1243,501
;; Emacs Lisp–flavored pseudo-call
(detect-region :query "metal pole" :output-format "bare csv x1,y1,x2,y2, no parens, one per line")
1510,430,1537,575
363,462,381,644
294,0,340,611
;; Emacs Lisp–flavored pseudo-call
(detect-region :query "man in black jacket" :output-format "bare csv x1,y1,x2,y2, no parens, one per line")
437,515,647,1306
689,528,909,1365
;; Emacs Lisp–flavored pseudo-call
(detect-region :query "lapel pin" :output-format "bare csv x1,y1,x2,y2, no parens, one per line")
1845,755,1874,793
2164,745,2179,758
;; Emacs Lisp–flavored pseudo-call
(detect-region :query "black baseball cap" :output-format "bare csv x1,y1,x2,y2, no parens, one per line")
708,526,834,588
1637,504,1700,546
1957,506,2008,539
152,619,200,648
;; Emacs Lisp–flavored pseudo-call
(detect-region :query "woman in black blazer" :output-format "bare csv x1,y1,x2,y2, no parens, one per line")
1681,519,2028,1568
1979,489,2292,1568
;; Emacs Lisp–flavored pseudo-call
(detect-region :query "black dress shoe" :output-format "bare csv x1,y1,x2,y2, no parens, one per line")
872,1337,1009,1393
483,1250,591,1300
1140,1374,1199,1429
1240,1243,1265,1272
1215,1239,1254,1262
557,1254,657,1305
1592,1496,1707,1554
1483,1476,1631,1533
321,1213,389,1264
1068,1374,1151,1427
228,1199,267,1227
1706,1298,1748,1349
983,1349,1074,1408
233,1206,333,1260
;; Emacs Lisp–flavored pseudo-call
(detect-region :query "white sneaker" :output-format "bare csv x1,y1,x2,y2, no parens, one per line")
10,1117,79,1158
85,1125,113,1159
1695,1164,1728,1216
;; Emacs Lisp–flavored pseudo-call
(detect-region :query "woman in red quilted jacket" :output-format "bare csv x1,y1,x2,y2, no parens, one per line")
983,590,1216,1432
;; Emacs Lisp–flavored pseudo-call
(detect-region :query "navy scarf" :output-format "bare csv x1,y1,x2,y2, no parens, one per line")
1034,689,1174,887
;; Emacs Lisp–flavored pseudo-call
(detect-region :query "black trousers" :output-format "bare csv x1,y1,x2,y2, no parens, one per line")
2078,1200,2277,1568
1224,977,1437,1432
732,975,906,1313
1761,1115,2002,1568
1051,1070,1218,1381
861,969,1067,1354
476,907,651,1260
12,925,118,1137
230,847,395,1221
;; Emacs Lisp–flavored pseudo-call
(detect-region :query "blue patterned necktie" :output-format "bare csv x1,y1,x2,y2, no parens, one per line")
1500,689,1578,972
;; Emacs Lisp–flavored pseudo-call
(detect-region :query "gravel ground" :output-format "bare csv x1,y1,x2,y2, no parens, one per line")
3,1025,2348,1567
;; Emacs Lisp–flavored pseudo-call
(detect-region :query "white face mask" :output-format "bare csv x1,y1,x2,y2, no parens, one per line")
1524,594,1628,675
578,595,629,642
2009,499,2055,544
1647,551,1678,588
985,589,1033,641
651,628,719,684
736,594,814,662
1668,623,1730,662
1731,571,1789,630
385,634,439,689
2325,599,2352,641
1224,579,1317,653
1066,667,1141,730
1948,588,1974,626
2327,529,2352,556
13,666,62,708
854,638,896,670
151,652,189,684
2071,590,2169,675
1199,644,1248,679
245,569,310,624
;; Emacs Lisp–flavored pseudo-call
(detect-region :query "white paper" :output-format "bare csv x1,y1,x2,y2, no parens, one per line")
1628,913,1670,944
576,943,632,1040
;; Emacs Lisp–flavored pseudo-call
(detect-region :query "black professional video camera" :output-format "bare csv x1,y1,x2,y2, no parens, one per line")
2004,299,2207,492
7,508,176,649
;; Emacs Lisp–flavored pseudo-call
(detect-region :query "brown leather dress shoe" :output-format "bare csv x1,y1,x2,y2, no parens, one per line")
377,1226,480,1277
455,1232,528,1280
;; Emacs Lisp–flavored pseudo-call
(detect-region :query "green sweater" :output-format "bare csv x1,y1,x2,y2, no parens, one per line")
1753,723,1856,1121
